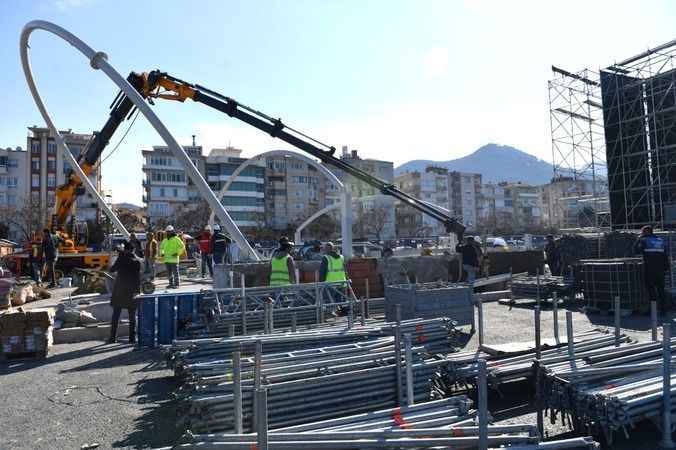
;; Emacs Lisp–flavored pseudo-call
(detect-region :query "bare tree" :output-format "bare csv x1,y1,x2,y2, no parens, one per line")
174,199,211,232
354,204,390,240
0,203,48,242
115,208,143,232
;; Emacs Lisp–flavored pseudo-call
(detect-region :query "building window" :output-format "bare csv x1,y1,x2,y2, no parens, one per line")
31,158,40,171
47,158,56,171
47,141,57,154
31,141,40,153
31,174,40,188
173,188,178,197
7,158,18,168
7,177,17,188
7,194,16,205
47,174,56,188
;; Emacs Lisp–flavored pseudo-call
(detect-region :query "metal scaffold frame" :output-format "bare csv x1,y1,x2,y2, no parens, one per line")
601,41,676,230
548,66,609,231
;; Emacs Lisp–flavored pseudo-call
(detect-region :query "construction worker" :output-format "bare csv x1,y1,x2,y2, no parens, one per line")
160,225,185,289
269,237,296,286
635,225,671,312
143,231,158,280
544,235,561,276
29,237,44,285
211,224,230,266
198,225,213,278
108,241,140,344
129,232,144,259
319,242,347,283
42,228,58,288
456,236,481,285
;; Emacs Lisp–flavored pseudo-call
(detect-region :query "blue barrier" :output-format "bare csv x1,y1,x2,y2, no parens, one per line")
136,291,201,348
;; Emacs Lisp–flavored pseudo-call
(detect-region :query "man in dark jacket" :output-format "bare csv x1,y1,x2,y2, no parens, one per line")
210,224,231,265
41,229,58,288
129,232,144,259
634,225,671,312
29,239,44,284
456,236,481,285
108,241,141,344
544,235,561,276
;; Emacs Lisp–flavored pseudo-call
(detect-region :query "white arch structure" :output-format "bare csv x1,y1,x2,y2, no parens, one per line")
294,194,388,244
209,150,353,258
20,20,260,261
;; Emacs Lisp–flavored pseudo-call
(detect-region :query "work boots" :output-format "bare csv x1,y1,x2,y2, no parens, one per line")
129,318,136,345
107,320,118,344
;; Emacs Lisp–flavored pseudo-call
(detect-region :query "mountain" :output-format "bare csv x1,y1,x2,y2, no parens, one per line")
113,202,142,211
394,143,554,185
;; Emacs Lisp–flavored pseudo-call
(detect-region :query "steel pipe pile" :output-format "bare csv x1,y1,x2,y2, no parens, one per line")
162,397,546,449
537,336,676,443
439,329,633,392
511,275,568,300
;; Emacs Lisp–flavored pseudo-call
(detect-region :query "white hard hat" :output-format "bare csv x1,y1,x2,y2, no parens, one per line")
213,224,221,231
165,225,175,232
205,225,212,232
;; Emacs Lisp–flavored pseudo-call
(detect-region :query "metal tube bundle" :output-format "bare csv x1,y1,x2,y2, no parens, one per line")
536,335,676,444
438,329,630,392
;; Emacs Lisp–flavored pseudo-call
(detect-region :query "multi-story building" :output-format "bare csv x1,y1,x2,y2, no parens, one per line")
328,147,396,241
394,167,482,236
142,145,205,224
502,182,542,230
265,154,337,231
206,147,265,229
478,182,512,230
540,176,606,229
449,171,482,230
27,126,101,224
0,146,28,241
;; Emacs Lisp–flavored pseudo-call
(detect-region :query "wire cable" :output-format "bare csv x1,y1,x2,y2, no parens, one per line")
96,108,141,169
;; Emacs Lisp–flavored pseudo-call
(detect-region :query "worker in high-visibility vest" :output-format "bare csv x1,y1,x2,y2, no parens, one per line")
319,242,347,284
269,237,296,286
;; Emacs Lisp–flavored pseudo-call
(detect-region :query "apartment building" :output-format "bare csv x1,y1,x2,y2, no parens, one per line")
0,146,27,241
142,145,266,229
265,154,338,231
27,126,102,223
478,182,511,230
206,147,265,229
502,182,542,229
449,171,482,230
540,176,606,229
329,147,396,240
142,145,206,225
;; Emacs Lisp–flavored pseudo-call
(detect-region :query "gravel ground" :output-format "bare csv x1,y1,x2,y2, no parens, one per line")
0,297,672,449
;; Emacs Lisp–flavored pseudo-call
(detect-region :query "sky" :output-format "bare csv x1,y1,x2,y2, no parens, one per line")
1,0,675,204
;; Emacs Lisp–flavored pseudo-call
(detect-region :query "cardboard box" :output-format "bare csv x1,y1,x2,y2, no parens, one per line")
0,310,28,336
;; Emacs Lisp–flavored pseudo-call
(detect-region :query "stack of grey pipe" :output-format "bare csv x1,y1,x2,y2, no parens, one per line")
440,329,630,393
159,396,599,449
537,337,676,444
166,317,459,376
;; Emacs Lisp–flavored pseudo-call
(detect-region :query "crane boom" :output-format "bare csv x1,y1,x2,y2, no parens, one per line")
138,70,466,237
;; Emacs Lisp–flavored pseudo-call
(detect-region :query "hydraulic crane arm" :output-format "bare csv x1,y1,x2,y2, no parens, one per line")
137,70,466,237
53,72,146,228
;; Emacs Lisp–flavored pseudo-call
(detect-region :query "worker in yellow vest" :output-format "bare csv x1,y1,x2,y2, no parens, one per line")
319,242,347,284
269,237,297,286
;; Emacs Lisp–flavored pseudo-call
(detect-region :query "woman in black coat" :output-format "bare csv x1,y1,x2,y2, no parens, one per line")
108,241,141,344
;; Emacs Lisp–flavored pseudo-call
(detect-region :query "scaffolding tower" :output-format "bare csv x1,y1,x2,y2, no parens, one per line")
548,66,609,231
600,40,676,230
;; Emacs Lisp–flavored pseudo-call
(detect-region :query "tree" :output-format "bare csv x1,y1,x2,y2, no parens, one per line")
354,204,390,240
175,199,211,233
306,212,337,240
115,208,143,232
0,203,48,243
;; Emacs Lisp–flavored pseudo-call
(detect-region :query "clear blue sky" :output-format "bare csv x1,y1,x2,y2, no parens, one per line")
1,0,675,204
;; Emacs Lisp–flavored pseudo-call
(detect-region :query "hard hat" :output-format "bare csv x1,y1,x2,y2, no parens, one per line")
204,225,212,232
213,224,221,231
165,225,175,232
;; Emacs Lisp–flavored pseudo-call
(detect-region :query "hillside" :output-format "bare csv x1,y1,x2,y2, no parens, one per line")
394,143,554,185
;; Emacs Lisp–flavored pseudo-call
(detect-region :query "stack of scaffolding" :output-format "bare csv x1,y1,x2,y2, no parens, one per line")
537,338,676,444
577,258,646,312
511,275,568,300
385,282,474,327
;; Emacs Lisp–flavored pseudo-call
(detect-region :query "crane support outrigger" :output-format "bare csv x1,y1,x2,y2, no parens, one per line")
134,70,466,239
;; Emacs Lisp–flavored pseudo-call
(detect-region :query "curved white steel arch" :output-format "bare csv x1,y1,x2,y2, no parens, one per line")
209,149,353,258
293,194,386,244
20,20,260,261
